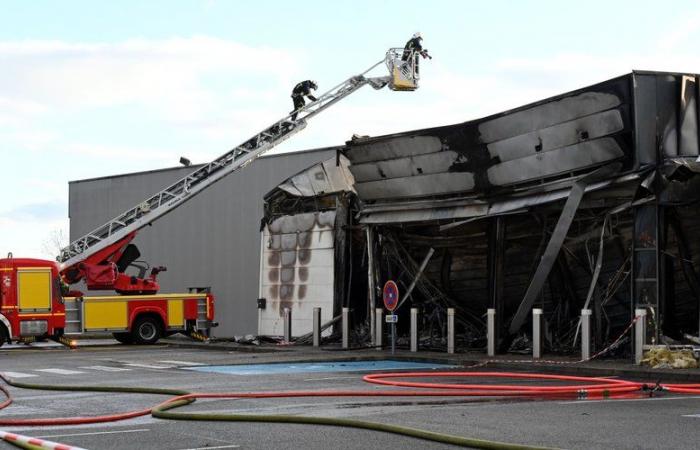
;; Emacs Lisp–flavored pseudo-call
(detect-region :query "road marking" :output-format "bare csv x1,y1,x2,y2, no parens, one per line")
1,371,37,378
38,429,150,439
36,368,85,375
178,445,240,450
559,395,700,404
79,365,131,372
124,363,172,369
159,360,205,366
304,376,359,382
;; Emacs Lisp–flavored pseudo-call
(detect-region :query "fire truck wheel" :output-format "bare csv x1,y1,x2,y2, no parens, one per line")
0,326,7,347
131,316,162,345
112,332,134,345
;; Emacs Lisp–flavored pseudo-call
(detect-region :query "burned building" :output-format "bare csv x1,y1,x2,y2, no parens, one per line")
264,71,700,355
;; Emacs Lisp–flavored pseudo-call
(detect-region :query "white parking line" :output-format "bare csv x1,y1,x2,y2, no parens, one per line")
159,360,205,366
179,445,240,450
38,429,150,439
124,363,172,369
559,395,700,404
1,371,37,378
79,366,132,372
36,368,85,375
304,376,359,382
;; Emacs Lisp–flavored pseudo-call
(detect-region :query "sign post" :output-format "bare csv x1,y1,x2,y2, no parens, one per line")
383,280,399,355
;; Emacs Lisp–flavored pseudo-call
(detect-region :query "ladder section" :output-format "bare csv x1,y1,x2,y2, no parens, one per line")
59,59,391,270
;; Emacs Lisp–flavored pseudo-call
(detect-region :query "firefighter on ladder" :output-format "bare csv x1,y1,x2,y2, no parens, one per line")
402,32,432,76
290,80,319,121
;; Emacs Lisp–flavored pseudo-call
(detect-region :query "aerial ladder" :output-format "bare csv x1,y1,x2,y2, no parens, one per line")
58,47,424,294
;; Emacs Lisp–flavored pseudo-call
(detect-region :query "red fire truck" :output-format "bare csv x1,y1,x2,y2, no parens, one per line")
0,256,214,346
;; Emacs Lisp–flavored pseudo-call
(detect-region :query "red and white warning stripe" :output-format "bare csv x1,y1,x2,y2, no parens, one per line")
0,430,86,450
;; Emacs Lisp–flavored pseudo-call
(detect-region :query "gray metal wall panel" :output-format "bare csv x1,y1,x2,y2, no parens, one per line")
679,76,699,156
68,149,336,337
656,75,679,158
632,74,658,167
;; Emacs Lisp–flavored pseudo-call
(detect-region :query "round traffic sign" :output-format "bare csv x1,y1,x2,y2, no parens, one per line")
383,280,399,312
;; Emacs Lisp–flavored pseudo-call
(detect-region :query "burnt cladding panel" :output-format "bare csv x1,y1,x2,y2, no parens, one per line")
632,71,700,163
633,73,658,166
351,151,460,182
679,76,700,156
656,74,680,158
478,75,633,188
347,135,443,164
345,74,635,202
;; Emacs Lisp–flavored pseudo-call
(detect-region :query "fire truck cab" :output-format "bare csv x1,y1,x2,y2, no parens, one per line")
0,257,64,345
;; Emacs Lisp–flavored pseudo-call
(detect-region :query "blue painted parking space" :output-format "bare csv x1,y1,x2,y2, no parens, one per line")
184,360,455,375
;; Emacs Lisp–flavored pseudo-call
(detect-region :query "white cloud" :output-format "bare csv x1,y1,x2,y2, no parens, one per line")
0,36,305,120
656,11,700,51
0,216,69,259
64,143,175,162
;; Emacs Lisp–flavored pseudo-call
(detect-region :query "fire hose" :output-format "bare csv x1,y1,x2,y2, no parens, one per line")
4,371,700,450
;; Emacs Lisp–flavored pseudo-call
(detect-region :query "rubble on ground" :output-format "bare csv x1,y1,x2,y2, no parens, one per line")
641,347,698,369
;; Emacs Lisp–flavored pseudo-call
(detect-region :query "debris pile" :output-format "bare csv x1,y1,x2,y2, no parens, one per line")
641,347,698,369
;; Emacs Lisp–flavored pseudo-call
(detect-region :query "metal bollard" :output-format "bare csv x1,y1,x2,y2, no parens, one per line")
283,307,292,343
447,308,455,354
581,309,592,360
375,307,383,350
532,308,542,359
342,307,350,349
312,307,321,347
487,308,496,357
410,308,418,352
634,308,647,365
370,308,376,345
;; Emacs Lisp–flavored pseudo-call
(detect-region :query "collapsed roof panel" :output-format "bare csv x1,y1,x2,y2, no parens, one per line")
275,153,355,198
263,153,356,219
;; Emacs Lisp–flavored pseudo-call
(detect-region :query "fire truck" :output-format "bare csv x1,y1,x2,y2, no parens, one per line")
0,257,213,346
0,47,422,347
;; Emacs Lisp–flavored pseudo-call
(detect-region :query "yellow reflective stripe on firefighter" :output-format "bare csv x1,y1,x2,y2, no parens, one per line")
17,269,52,311
167,300,184,327
84,301,128,330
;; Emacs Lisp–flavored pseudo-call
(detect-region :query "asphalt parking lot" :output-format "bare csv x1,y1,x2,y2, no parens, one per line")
2,343,700,449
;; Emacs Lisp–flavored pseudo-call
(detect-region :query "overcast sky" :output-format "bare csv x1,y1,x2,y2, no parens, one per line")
2,0,700,258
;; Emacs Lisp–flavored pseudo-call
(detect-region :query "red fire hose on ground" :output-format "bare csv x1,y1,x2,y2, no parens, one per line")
3,370,700,449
